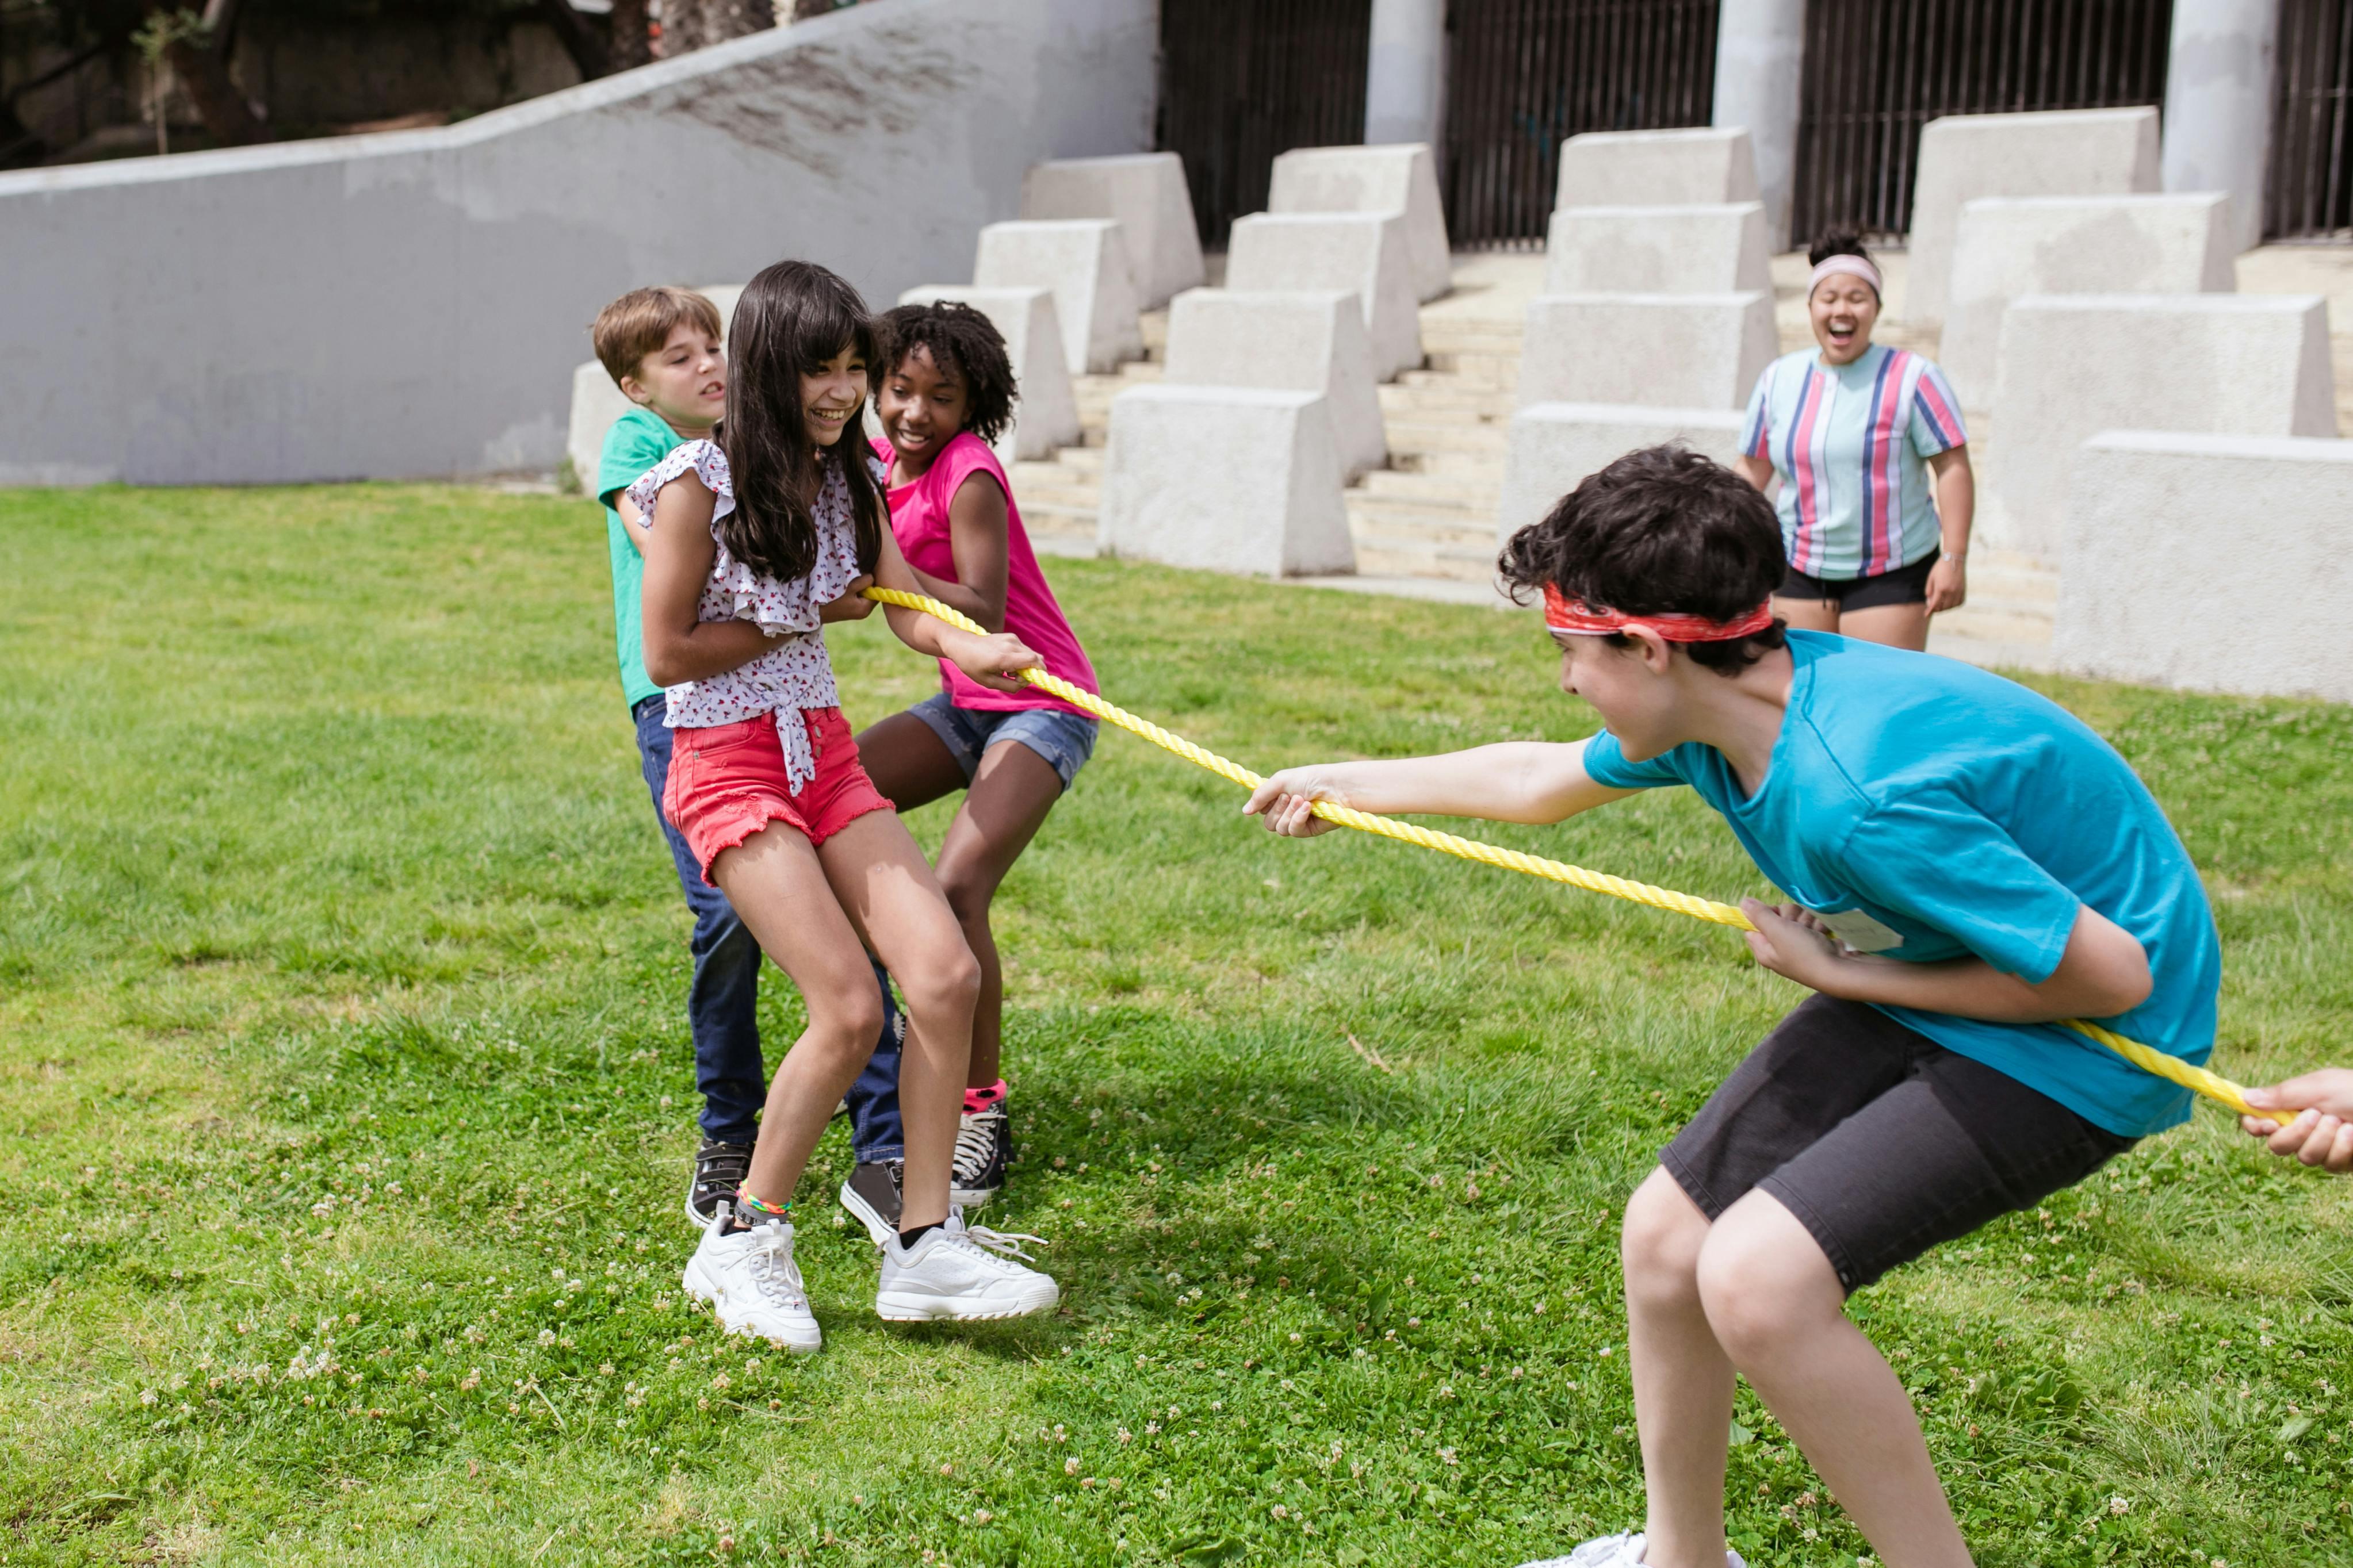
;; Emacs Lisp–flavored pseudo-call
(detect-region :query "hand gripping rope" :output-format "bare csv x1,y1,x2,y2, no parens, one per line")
860,586,2283,1124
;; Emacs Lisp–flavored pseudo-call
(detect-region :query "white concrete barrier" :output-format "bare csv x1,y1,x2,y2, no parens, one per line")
1516,292,1776,411
1941,192,2234,408
973,219,1143,376
1019,151,1205,310
1904,106,2160,331
1543,202,1770,296
1268,142,1452,302
1225,212,1424,380
1161,287,1386,478
1554,126,1759,211
0,0,1158,486
894,286,1081,463
1985,293,2336,561
567,363,636,497
1497,403,1749,543
1096,385,1354,577
2056,431,2353,703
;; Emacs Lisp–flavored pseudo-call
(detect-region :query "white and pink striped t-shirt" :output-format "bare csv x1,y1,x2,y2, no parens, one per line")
1739,343,1967,581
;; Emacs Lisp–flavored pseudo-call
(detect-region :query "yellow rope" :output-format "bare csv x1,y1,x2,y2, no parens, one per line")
862,585,2276,1123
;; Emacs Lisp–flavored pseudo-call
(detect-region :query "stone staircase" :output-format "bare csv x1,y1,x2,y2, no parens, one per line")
1006,264,2064,669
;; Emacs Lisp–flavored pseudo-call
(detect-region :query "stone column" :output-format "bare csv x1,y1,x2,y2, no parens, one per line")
1365,0,1445,147
1711,0,1806,250
2163,0,2280,252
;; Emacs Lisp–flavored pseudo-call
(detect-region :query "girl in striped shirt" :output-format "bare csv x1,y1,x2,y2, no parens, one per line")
1732,232,1975,651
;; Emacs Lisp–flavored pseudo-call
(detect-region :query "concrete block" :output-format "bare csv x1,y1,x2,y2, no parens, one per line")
973,219,1143,376
1160,287,1386,478
567,362,636,499
1268,142,1452,301
1906,106,2160,329
1986,293,2336,560
1515,293,1777,411
896,285,1080,462
1225,212,1424,380
1096,385,1353,577
1497,403,1750,543
1554,126,1759,211
1941,193,2234,407
1019,151,1204,310
2056,431,2353,703
1543,202,1770,295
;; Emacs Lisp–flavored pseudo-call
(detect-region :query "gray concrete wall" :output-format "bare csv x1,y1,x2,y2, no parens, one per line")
0,0,1157,486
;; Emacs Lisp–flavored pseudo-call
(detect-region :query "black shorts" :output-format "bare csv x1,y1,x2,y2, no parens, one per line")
1777,549,1938,611
1661,995,2136,1293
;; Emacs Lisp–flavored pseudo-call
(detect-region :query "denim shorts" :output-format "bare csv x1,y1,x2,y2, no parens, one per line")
908,692,1098,792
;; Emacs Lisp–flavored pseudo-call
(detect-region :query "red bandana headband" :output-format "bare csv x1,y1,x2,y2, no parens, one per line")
1542,582,1774,642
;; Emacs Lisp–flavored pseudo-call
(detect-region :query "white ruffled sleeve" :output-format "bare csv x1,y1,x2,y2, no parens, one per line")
622,439,733,531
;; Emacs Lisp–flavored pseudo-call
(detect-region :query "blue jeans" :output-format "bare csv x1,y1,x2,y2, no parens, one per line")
634,695,903,1160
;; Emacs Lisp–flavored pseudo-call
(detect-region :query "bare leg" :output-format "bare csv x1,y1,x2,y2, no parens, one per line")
709,823,892,1213
814,809,981,1232
932,741,1063,1088
1696,1191,1973,1568
854,710,967,816
1837,600,1931,651
1620,1167,1736,1568
1773,595,1839,635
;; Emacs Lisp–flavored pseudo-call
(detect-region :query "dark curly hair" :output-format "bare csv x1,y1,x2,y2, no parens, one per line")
1807,228,1873,269
1498,444,1788,675
876,300,1020,446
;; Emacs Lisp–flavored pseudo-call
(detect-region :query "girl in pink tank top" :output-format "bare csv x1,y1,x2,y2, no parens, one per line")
852,302,1103,1208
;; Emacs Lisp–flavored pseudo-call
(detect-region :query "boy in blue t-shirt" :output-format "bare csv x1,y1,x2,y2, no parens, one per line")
588,286,904,1228
1245,445,2218,1568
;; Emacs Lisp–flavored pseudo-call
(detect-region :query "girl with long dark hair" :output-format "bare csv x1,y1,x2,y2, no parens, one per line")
628,260,1059,1351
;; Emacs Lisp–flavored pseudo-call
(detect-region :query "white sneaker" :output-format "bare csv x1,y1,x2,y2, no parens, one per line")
682,1209,822,1354
1518,1532,1746,1568
875,1210,1059,1321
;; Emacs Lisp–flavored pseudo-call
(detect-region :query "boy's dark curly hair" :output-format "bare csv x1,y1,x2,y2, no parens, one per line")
1497,444,1789,675
876,301,1020,446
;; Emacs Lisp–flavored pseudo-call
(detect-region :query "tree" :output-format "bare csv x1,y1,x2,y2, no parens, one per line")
134,0,266,146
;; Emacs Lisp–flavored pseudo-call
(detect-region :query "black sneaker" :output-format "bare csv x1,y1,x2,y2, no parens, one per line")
839,1159,903,1247
685,1140,753,1227
951,1099,1010,1209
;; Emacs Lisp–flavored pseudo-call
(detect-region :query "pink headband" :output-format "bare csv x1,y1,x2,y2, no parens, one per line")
1808,254,1883,299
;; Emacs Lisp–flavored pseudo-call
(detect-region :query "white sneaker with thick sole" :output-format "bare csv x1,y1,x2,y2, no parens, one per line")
682,1209,822,1354
875,1211,1058,1321
1518,1532,1747,1568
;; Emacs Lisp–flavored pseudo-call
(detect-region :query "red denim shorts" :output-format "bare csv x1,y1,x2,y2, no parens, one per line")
661,707,892,884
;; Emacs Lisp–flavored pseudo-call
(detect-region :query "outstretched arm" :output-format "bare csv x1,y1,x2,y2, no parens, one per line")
868,526,1038,691
1244,738,1638,837
1740,900,2152,1023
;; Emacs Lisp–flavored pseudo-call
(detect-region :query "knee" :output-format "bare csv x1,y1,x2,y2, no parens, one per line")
937,864,996,929
1620,1169,1710,1314
900,940,982,1020
1693,1213,1830,1366
806,982,886,1056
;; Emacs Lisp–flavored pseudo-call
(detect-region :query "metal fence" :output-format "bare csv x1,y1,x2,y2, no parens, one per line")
1790,0,2173,244
2270,0,2353,239
1157,0,1372,249
1441,0,1719,247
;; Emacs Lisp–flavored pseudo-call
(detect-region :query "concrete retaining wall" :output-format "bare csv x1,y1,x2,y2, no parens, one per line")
2057,431,2353,703
1268,143,1452,302
1941,191,2234,408
1516,292,1776,411
1985,292,2336,561
1162,287,1386,479
1554,126,1758,211
1497,404,1749,543
0,0,1157,485
1904,106,2160,331
1543,202,1770,296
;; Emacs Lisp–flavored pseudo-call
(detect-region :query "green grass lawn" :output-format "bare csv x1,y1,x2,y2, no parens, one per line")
2,484,2349,1567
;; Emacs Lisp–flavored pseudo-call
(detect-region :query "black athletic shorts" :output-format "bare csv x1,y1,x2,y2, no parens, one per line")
1660,994,2136,1293
1777,549,1939,611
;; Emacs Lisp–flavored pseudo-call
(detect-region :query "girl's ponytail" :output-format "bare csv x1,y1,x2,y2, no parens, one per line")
719,259,885,582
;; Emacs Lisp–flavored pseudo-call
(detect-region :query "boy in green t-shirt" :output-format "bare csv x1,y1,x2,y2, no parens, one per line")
588,286,904,1228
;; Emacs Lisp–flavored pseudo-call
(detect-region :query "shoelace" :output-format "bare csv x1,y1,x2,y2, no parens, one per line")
951,1107,1004,1184
694,1147,751,1199
745,1221,806,1307
954,1218,1049,1266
